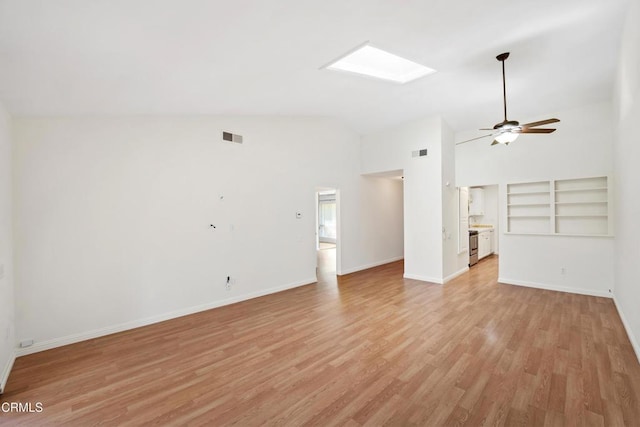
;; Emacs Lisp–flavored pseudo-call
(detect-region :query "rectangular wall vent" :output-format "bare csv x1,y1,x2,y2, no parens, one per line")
222,131,243,144
411,148,428,157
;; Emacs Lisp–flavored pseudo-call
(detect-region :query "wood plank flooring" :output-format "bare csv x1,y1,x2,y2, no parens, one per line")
1,255,639,425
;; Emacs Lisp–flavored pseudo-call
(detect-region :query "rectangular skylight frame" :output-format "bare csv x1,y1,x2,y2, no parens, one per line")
322,42,436,84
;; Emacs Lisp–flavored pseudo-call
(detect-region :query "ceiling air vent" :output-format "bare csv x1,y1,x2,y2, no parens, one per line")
411,148,428,157
222,131,243,144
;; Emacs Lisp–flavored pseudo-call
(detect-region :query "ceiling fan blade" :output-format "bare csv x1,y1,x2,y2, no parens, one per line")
517,128,556,134
455,133,494,146
521,118,560,128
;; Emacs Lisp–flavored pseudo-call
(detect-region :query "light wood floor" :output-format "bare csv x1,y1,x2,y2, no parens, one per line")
2,255,639,425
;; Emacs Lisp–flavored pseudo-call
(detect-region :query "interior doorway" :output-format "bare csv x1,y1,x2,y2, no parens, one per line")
466,184,500,278
316,188,339,281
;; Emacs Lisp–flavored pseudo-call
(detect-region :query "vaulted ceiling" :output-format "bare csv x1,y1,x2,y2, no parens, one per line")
0,0,629,134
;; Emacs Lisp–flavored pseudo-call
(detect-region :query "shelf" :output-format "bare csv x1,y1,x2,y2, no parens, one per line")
555,201,607,205
506,176,610,236
555,214,608,218
507,191,550,195
554,187,607,193
505,232,613,238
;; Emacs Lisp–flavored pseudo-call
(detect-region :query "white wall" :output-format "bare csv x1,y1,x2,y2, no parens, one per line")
441,120,469,280
343,176,404,274
12,116,401,353
613,0,640,360
0,102,15,393
362,116,445,282
456,102,614,296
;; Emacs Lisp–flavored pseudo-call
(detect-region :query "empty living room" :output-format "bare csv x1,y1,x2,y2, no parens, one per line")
1,0,639,425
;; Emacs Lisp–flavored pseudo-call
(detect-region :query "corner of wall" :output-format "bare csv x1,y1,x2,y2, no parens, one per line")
1,351,16,394
0,100,15,395
611,0,640,367
613,296,640,364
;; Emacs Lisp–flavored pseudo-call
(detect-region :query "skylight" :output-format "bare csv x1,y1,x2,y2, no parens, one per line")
324,43,436,84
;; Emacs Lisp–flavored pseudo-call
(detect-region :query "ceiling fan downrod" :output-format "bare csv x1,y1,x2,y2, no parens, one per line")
497,52,510,124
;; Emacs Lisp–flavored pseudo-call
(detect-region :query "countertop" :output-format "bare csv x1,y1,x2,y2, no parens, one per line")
470,224,494,233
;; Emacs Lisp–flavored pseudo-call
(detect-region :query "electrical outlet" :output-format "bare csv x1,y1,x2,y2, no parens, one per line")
560,267,566,275
20,339,34,348
226,276,231,291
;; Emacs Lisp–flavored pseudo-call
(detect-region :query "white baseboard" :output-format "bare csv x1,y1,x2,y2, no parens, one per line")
16,277,317,357
339,256,403,276
443,267,469,284
403,273,443,285
613,296,640,365
498,277,612,298
1,351,16,394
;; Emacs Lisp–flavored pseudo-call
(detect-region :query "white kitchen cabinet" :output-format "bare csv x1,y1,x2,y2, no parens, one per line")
478,230,492,259
469,188,484,216
489,229,494,254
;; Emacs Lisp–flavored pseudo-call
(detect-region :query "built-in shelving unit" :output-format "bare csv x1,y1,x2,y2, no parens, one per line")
507,181,551,234
554,176,609,235
506,176,611,236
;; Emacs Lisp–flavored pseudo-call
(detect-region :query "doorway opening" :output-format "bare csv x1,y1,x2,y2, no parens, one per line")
466,184,500,278
316,188,339,282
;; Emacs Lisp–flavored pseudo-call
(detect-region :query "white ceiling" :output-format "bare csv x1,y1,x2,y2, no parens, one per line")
0,0,629,134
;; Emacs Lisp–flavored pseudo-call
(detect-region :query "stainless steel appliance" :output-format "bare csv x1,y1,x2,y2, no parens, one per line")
469,230,479,266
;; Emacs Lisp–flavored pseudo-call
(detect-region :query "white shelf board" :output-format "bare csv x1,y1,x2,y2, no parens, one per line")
554,201,607,205
505,232,614,237
555,214,608,218
507,191,550,195
554,187,607,193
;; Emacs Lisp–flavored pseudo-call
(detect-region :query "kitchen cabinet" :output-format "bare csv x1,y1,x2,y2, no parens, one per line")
469,188,484,216
478,229,492,259
489,229,494,254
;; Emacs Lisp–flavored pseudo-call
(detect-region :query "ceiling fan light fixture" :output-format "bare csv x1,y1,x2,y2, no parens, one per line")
495,132,519,144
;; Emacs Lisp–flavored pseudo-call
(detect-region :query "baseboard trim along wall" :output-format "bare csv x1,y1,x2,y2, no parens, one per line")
1,351,16,394
613,296,640,365
403,273,443,285
498,277,612,299
339,256,404,276
16,277,317,357
443,267,469,284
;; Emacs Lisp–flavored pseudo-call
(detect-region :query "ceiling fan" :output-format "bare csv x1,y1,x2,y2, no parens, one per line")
456,52,559,146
